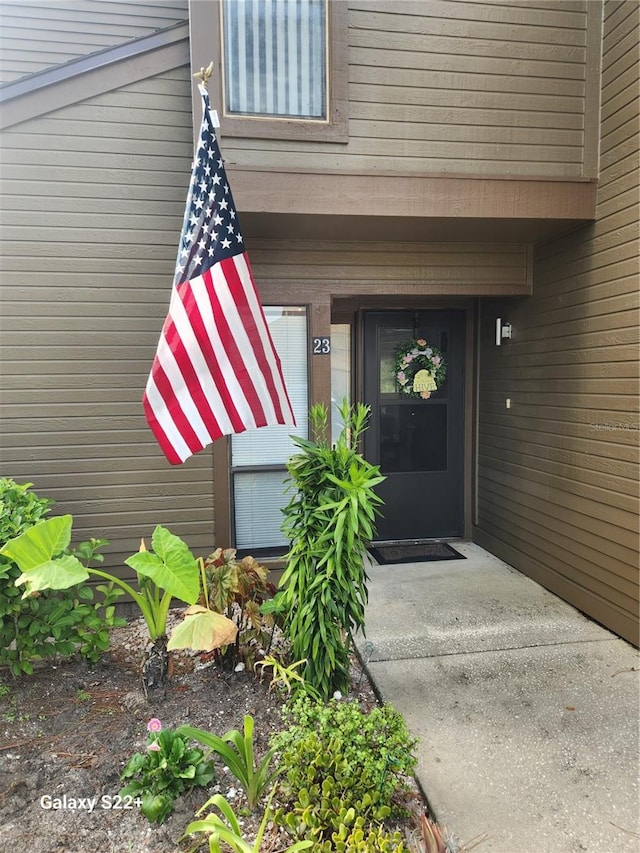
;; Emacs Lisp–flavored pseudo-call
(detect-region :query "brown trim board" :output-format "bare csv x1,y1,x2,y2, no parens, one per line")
230,171,597,221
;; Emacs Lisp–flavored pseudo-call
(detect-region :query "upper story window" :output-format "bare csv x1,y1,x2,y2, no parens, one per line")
189,0,348,142
223,0,327,121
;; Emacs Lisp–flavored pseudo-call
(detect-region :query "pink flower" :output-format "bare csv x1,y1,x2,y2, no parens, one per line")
416,339,426,346
420,391,431,399
404,354,413,363
432,356,441,366
147,718,162,733
147,742,161,752
397,371,407,385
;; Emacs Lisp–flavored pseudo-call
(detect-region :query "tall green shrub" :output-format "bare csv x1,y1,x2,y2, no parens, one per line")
0,479,124,675
278,402,384,700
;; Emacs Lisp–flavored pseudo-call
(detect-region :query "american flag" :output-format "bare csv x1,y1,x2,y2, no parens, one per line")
143,84,295,464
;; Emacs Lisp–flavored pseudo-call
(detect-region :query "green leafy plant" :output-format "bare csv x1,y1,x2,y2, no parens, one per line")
201,547,276,670
277,772,394,850
286,800,407,853
329,819,407,852
278,401,384,699
273,696,417,815
120,718,215,825
183,787,312,853
0,479,54,541
0,479,125,675
255,655,321,701
0,516,237,689
178,714,277,810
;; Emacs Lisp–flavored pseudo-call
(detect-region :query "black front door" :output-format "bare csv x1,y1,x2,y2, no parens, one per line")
363,310,465,541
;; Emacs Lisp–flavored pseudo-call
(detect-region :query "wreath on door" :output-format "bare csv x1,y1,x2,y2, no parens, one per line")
393,338,447,399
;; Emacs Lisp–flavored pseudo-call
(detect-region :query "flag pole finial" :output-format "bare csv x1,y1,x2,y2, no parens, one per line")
193,61,214,87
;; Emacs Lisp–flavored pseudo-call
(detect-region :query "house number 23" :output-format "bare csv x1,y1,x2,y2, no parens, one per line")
312,337,331,354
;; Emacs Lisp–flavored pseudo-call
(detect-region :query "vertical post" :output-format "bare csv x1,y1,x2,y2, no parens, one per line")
310,295,332,412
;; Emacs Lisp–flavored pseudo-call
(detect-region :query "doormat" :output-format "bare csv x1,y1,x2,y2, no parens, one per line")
368,542,465,565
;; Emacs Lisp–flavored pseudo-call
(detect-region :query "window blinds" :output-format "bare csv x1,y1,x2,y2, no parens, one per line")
223,0,326,119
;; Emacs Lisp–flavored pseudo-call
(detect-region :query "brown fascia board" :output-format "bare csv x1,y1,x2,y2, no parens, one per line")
0,22,190,130
229,169,597,220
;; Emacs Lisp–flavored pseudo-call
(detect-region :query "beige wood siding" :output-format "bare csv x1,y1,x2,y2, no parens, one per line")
474,0,639,644
217,0,597,178
0,0,188,83
0,65,217,574
247,239,530,298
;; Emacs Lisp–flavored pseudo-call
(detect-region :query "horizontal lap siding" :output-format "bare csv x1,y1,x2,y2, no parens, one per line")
475,0,640,644
246,239,528,296
0,66,217,574
226,0,590,177
0,0,188,82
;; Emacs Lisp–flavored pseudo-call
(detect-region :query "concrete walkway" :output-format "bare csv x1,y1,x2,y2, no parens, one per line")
355,542,640,853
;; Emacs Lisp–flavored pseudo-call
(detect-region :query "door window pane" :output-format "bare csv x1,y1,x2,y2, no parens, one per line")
378,324,412,394
223,0,327,119
330,323,350,441
380,404,447,473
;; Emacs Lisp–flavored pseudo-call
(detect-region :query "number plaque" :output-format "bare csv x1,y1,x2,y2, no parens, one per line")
312,337,331,355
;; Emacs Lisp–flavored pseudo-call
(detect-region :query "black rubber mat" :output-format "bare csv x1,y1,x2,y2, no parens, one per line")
368,542,465,565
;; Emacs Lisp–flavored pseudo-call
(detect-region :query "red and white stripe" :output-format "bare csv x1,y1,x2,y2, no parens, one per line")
143,252,295,464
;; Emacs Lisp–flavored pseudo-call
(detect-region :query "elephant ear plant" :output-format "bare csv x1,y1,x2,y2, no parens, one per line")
278,401,384,700
0,516,237,692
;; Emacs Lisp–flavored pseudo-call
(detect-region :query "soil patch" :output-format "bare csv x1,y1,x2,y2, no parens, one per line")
0,614,423,852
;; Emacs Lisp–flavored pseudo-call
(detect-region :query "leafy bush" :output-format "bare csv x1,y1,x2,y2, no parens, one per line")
2,516,237,690
272,696,417,849
201,548,276,670
277,773,393,850
0,479,124,675
120,719,215,824
327,818,407,852
279,402,384,700
275,694,417,804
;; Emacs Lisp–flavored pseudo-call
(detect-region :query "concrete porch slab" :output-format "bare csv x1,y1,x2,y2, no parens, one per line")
359,542,613,659
355,543,640,853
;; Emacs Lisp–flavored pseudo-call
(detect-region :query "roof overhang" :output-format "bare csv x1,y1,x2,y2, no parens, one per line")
231,169,597,245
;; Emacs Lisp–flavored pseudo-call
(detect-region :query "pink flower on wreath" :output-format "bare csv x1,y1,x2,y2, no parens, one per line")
397,371,408,385
432,356,441,366
147,718,162,733
416,338,426,346
403,354,414,364
420,391,431,399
